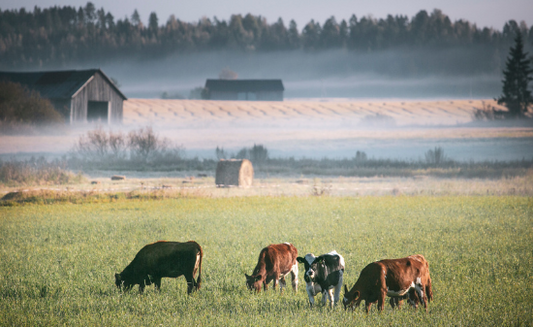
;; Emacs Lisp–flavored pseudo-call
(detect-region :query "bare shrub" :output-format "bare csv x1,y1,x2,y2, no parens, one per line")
128,127,163,161
72,126,182,168
215,146,227,160
425,146,449,166
74,127,127,162
232,144,269,165
355,151,367,163
249,144,268,165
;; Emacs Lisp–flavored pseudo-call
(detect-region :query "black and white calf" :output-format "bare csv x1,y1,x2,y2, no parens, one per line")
297,251,345,307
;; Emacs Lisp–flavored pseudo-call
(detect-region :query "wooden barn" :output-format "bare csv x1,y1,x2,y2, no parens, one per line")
0,69,126,124
205,79,284,101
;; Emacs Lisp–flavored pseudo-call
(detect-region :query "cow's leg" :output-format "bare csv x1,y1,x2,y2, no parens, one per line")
364,300,372,313
333,271,343,305
377,289,386,312
138,281,145,294
407,289,419,308
415,282,427,311
426,278,433,302
290,264,299,292
279,276,287,291
324,289,335,308
185,273,197,294
153,277,162,292
306,283,316,306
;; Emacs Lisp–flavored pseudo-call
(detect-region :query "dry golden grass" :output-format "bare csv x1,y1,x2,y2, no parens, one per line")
2,173,532,202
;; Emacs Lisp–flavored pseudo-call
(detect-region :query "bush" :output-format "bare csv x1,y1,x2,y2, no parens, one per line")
0,81,64,129
425,146,449,166
71,126,183,168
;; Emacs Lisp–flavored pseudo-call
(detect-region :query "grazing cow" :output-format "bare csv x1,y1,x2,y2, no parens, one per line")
389,254,433,310
297,251,345,307
343,254,433,313
115,240,203,294
245,242,299,292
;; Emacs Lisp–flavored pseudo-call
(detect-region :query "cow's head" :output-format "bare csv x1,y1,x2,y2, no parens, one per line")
343,284,360,310
115,273,124,290
297,254,324,283
114,273,135,292
245,273,262,292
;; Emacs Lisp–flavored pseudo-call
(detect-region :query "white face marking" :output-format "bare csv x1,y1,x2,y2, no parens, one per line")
303,254,316,266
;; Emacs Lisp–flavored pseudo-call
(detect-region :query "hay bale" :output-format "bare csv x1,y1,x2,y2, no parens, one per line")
215,159,253,187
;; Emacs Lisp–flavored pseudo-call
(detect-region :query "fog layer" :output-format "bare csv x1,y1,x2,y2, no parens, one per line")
87,48,503,99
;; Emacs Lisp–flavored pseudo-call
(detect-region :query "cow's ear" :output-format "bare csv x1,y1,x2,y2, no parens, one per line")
296,257,305,263
245,273,250,279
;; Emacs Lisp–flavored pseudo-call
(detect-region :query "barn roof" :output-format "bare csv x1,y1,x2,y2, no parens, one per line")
205,79,284,92
0,69,127,100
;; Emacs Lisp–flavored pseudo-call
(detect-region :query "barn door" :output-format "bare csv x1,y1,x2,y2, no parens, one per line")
87,101,109,123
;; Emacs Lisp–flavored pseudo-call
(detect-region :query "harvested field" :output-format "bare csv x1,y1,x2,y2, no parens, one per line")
123,98,506,127
0,98,531,161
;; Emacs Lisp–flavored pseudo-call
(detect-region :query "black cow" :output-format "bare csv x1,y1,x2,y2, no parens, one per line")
115,240,203,294
297,251,345,307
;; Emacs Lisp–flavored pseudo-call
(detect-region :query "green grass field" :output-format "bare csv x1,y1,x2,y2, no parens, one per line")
1,196,531,326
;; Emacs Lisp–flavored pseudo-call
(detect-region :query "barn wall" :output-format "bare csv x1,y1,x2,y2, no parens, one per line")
210,91,238,100
257,91,283,101
71,73,123,124
210,91,283,101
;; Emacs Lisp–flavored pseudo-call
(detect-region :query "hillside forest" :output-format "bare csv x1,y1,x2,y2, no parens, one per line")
1,2,532,71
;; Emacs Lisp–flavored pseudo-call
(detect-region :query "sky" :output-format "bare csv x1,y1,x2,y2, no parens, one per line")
1,0,532,31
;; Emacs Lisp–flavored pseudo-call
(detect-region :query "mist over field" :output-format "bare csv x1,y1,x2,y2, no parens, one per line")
69,48,504,99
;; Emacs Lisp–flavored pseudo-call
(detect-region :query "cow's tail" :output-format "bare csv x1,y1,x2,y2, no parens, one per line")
195,243,203,290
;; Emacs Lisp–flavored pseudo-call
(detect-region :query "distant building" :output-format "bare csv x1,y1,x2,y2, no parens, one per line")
0,69,126,124
205,79,284,101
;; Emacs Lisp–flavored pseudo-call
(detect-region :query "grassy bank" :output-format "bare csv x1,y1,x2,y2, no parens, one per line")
1,196,531,326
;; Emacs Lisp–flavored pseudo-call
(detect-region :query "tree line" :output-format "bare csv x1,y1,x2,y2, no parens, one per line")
1,2,532,68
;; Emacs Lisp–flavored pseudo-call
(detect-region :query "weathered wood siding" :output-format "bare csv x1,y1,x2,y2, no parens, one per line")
70,72,123,124
210,91,283,101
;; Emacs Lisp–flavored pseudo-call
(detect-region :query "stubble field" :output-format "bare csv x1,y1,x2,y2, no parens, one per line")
1,196,531,326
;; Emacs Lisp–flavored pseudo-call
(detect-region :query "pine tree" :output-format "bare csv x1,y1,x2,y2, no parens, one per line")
496,32,533,117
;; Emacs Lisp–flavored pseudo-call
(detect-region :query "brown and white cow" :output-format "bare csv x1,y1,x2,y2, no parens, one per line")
245,242,299,292
115,240,203,294
343,254,433,313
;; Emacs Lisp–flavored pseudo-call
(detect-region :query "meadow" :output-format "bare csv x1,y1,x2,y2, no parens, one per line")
1,196,531,326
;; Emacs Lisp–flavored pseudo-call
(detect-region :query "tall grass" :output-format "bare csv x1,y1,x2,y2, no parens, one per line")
0,156,84,187
0,196,531,326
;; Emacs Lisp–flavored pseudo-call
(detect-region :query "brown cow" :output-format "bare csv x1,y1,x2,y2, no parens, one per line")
389,254,433,310
115,240,203,295
343,254,433,313
245,242,299,292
